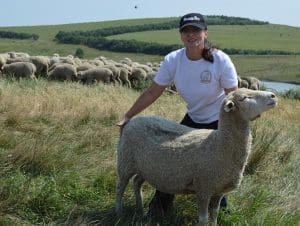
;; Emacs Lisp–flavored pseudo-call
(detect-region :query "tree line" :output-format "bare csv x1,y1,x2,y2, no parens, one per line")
54,15,299,56
0,30,39,40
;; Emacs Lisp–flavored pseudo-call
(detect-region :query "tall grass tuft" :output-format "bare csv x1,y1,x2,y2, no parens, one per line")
281,88,300,100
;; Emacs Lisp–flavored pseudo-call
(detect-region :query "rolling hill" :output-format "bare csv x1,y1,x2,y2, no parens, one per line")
0,17,300,83
1,17,300,58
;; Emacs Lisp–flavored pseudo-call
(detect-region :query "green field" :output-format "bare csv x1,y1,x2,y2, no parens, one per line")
0,79,299,225
0,17,300,225
1,18,300,83
0,18,175,59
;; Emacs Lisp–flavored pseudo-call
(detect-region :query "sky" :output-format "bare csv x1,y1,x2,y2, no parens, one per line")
0,0,300,27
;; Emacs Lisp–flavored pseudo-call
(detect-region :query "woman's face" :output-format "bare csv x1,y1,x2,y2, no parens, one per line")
180,26,208,49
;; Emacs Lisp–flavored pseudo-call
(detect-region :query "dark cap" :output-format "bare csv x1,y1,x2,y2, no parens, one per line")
179,13,207,31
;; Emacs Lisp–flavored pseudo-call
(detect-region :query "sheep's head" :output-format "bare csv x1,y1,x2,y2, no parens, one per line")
77,71,83,79
224,88,278,121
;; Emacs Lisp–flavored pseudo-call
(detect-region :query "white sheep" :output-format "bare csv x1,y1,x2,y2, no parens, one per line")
128,67,147,89
7,51,30,59
118,67,132,88
76,63,96,73
0,54,7,71
237,75,249,89
29,56,50,77
103,64,121,85
115,88,278,226
243,76,261,90
47,63,77,81
2,62,36,79
6,57,30,64
77,67,113,84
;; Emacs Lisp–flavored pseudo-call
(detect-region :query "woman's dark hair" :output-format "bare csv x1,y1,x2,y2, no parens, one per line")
202,40,216,63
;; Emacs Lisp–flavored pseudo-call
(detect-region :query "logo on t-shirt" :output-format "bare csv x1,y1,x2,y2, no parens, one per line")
200,70,211,84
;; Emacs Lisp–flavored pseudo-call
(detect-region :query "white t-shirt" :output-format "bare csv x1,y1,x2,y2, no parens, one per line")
154,48,238,124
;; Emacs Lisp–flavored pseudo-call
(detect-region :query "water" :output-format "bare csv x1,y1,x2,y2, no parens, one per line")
261,81,300,93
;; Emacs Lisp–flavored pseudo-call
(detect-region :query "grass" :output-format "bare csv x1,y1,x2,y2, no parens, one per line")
231,55,300,84
0,78,299,225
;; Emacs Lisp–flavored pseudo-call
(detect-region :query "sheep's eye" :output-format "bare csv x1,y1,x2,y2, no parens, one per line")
238,96,252,101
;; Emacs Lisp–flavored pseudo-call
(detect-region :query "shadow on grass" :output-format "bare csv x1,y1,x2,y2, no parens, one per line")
58,204,192,226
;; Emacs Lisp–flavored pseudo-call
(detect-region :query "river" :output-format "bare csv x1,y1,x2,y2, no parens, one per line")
261,81,300,93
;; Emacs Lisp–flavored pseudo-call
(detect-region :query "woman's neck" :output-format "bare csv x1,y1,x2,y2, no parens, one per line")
186,48,203,61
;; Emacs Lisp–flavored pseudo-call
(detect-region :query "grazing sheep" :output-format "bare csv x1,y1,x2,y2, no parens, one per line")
129,67,147,89
6,57,30,64
237,75,249,89
118,67,131,88
89,59,104,67
119,57,133,66
48,63,77,81
8,52,30,59
115,88,278,225
115,62,132,74
0,55,6,71
73,57,82,65
76,63,95,73
29,56,50,77
77,67,113,84
50,55,61,66
103,64,121,84
58,56,75,65
243,76,261,90
48,62,62,72
2,62,36,79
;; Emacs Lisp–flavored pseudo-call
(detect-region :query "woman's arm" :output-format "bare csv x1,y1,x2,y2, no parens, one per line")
117,82,166,127
224,86,238,95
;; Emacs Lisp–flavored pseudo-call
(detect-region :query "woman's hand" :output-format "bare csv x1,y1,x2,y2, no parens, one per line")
116,82,165,135
116,115,130,134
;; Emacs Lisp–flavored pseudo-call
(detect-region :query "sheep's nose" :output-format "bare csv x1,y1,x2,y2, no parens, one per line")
271,93,276,98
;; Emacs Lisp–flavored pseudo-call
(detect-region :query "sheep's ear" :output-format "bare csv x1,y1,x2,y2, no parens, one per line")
224,100,236,112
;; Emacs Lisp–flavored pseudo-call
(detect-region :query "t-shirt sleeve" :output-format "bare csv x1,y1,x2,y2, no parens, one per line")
220,53,238,89
154,56,175,86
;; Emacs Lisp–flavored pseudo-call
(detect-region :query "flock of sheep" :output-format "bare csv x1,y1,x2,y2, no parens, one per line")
0,51,261,92
0,52,270,225
0,52,159,89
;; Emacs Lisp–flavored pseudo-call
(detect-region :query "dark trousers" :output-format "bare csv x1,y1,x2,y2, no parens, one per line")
149,114,227,216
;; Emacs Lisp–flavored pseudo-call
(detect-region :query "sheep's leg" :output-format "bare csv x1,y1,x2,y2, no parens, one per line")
209,195,222,226
115,171,133,216
132,174,145,215
196,193,210,226
127,80,132,89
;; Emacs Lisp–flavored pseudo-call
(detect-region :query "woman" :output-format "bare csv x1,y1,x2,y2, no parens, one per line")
117,12,238,216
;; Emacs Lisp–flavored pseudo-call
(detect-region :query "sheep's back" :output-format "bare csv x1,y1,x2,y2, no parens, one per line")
123,116,192,142
118,116,218,193
120,116,216,152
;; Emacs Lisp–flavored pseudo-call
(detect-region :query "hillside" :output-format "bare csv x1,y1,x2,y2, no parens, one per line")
110,24,300,53
0,18,174,61
0,17,300,83
1,17,300,58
